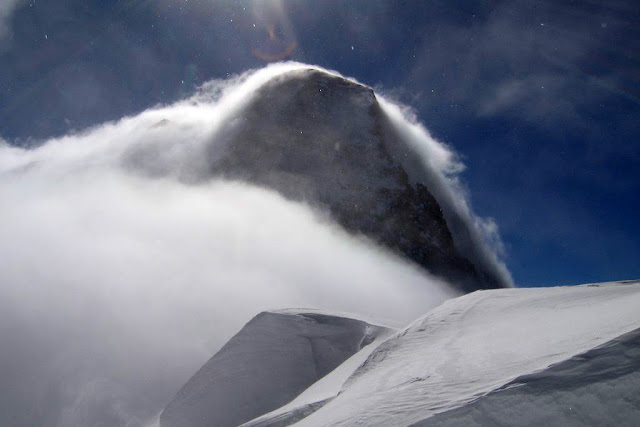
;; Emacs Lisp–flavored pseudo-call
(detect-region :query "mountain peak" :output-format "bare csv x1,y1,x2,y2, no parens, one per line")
209,68,505,291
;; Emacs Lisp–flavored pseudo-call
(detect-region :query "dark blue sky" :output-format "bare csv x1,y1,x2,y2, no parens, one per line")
1,0,638,287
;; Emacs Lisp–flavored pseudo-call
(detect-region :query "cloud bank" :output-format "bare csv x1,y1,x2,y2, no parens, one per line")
0,62,508,425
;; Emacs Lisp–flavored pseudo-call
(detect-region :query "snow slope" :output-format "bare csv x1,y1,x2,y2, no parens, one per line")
241,333,392,427
413,325,640,426
159,309,393,427
294,280,640,426
165,280,640,426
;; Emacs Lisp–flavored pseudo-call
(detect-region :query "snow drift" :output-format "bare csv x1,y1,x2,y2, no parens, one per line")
296,280,640,426
414,325,640,426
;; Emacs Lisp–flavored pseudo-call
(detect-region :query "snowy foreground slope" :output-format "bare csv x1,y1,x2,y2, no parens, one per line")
162,280,640,426
413,326,640,426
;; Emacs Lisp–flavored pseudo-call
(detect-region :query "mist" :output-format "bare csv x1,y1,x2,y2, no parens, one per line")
0,63,506,425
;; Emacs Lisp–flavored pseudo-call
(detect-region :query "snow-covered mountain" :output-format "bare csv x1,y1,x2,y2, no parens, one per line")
1,63,483,426
8,62,631,427
161,280,640,426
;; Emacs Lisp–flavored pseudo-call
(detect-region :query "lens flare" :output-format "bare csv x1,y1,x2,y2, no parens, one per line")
250,1,298,62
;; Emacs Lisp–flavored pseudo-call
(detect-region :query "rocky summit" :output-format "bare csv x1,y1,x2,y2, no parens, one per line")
208,69,506,291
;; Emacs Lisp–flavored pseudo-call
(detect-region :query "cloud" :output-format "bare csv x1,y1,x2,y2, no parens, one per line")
0,0,24,45
0,63,463,426
403,1,638,129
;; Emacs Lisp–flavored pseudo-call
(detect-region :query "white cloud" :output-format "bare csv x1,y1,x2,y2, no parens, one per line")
0,62,515,425
0,0,24,44
0,63,461,426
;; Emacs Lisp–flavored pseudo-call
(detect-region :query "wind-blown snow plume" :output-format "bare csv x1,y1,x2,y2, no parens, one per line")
0,62,508,425
376,98,512,287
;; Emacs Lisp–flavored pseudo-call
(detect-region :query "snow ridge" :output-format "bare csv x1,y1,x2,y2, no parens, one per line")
159,310,393,427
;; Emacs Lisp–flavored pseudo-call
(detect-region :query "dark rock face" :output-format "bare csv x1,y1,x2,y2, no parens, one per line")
159,310,391,427
208,69,503,291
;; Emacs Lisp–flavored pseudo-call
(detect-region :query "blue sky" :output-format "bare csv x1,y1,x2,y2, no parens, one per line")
1,0,638,287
